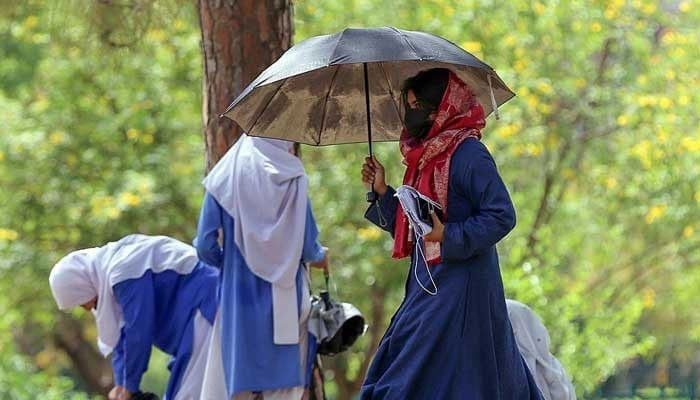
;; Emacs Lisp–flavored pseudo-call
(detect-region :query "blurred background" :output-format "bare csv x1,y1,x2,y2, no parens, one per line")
0,0,698,398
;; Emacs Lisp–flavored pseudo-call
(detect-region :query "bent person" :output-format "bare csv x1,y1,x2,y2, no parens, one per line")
49,234,218,400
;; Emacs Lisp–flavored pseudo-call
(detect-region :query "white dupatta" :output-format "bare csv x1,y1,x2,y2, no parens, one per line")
203,134,308,345
49,234,199,356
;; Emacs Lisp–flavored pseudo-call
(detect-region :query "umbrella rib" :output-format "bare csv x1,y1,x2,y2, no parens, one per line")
317,65,341,145
388,27,420,59
379,62,405,131
247,78,287,136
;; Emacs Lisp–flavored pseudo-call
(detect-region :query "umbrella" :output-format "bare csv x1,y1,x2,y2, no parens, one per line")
221,26,514,200
308,269,366,356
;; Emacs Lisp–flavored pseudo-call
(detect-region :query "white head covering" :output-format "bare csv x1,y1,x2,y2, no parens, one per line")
202,134,308,344
506,299,577,400
49,234,199,356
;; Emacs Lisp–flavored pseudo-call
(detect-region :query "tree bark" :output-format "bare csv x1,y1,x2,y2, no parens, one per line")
197,0,293,171
53,315,113,396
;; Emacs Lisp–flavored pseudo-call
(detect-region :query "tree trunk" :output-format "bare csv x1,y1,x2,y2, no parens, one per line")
197,0,293,171
53,315,113,396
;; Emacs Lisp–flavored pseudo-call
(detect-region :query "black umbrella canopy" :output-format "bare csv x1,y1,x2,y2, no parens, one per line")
222,27,514,146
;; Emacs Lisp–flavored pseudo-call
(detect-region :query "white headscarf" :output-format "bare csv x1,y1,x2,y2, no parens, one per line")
507,299,577,400
49,234,199,356
202,134,308,345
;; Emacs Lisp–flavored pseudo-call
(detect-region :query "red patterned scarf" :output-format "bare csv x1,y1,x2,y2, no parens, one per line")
393,72,486,265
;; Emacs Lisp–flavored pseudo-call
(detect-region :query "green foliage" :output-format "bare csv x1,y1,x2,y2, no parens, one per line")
0,0,202,395
0,0,698,398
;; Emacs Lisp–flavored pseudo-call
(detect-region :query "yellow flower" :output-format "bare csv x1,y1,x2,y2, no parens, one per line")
617,114,630,126
574,78,586,89
642,288,655,308
496,124,519,139
443,5,455,17
604,8,618,19
0,228,19,241
526,143,543,156
659,97,672,109
533,2,546,15
0,151,4,161
90,195,115,216
536,81,553,95
142,134,154,144
681,137,700,152
606,177,618,189
514,59,527,73
591,22,603,33
645,204,667,224
537,103,552,115
119,192,142,207
680,1,690,12
526,95,540,109
23,15,39,29
173,19,186,30
612,0,626,8
33,97,49,113
642,3,657,14
49,131,66,145
672,47,686,58
126,128,140,140
146,29,166,42
666,70,676,80
462,41,482,54
695,191,700,203
504,34,517,47
632,140,652,168
684,226,694,238
637,95,656,107
358,226,382,241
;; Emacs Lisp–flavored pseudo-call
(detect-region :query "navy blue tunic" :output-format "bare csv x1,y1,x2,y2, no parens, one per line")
361,138,543,399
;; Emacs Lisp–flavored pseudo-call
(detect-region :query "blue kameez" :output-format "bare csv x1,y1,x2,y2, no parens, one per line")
195,192,325,396
111,261,218,399
361,138,543,399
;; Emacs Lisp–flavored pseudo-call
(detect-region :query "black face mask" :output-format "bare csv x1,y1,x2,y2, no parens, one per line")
404,106,434,140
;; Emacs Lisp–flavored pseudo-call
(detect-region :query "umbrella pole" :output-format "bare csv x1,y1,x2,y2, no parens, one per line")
364,62,377,203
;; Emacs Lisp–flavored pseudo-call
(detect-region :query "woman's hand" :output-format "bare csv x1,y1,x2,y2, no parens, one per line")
423,211,444,243
309,247,330,272
361,156,388,196
109,386,132,400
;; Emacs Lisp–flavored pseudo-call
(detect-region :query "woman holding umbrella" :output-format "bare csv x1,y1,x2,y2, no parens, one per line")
360,68,543,399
